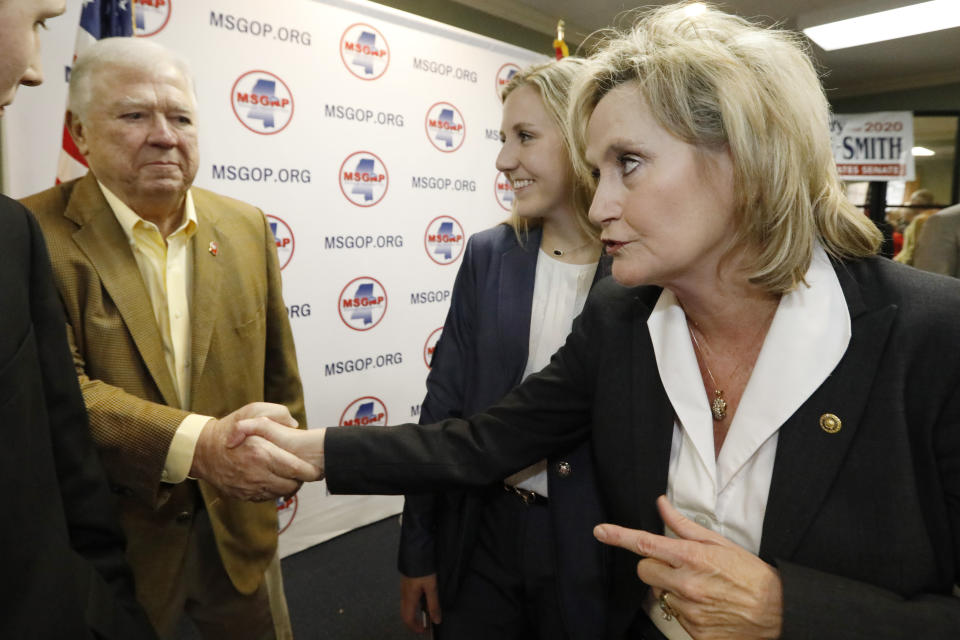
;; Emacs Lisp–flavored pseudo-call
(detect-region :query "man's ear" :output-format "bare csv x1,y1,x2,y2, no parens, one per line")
65,110,89,156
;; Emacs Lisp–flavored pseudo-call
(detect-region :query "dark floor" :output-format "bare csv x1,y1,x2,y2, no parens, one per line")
178,515,421,639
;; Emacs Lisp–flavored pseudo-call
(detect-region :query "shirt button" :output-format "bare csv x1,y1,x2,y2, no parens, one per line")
694,514,711,529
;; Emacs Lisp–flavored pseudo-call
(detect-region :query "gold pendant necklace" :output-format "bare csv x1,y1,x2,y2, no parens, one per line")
688,326,728,421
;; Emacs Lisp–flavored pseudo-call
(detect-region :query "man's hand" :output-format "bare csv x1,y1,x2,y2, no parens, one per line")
190,402,319,501
226,416,326,480
400,574,441,633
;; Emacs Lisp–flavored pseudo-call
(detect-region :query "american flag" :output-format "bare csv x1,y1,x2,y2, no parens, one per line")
57,0,135,183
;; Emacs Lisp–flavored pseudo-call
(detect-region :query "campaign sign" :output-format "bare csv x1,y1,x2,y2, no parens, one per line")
831,112,915,181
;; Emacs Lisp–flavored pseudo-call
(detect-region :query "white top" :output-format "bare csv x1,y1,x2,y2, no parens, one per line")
642,244,851,638
505,249,597,496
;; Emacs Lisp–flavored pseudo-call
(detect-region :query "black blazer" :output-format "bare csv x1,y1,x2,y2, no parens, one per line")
328,255,960,638
0,196,154,638
399,224,609,639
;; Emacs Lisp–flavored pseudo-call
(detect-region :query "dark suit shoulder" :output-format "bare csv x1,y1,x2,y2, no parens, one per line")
585,276,660,324
466,222,536,254
840,255,960,312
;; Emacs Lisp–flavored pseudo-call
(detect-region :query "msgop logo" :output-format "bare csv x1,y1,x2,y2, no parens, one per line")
494,171,514,211
424,327,442,368
133,0,171,37
424,102,465,153
339,151,389,207
340,23,390,80
277,495,297,534
231,70,294,135
338,277,387,331
266,215,295,270
495,62,520,97
340,151,390,207
424,215,465,265
339,396,389,427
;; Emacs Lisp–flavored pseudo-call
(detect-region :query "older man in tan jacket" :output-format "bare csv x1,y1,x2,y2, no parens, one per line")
22,37,313,639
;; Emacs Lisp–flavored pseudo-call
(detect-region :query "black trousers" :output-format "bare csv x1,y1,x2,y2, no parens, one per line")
435,488,567,640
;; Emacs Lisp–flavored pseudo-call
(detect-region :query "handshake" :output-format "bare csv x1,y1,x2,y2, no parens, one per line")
189,402,327,502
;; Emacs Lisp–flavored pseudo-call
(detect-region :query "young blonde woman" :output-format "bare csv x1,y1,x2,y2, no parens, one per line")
397,58,610,639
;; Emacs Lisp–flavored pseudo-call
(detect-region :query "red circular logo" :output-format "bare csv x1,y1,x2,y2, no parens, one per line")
231,70,294,135
339,396,389,426
338,151,389,207
424,327,443,368
337,276,388,331
133,0,172,37
340,23,390,81
266,215,295,270
424,102,466,153
423,215,465,265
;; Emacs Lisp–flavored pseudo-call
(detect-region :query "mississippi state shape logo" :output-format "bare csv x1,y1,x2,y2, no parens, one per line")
495,62,520,97
276,495,297,534
424,102,465,152
134,0,171,37
339,396,389,427
340,23,390,80
231,70,294,135
423,215,465,265
339,151,389,207
423,327,442,368
338,277,387,331
494,171,514,211
266,215,295,270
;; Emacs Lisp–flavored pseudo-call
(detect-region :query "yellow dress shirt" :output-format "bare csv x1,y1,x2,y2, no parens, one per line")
100,182,212,483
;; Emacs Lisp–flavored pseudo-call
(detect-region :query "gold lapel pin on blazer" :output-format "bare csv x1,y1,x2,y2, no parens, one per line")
208,241,219,256
819,413,841,434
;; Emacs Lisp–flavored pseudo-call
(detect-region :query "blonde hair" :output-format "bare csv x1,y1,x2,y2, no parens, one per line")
569,2,881,293
500,58,598,242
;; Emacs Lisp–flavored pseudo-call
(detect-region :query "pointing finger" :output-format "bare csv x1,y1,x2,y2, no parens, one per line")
594,523,688,568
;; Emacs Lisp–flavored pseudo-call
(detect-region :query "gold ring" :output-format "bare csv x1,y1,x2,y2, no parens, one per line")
659,591,680,621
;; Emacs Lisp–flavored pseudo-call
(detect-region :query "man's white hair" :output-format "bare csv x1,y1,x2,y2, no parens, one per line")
68,37,197,119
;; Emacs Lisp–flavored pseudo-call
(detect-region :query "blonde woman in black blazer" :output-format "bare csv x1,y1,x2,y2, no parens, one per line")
233,5,960,638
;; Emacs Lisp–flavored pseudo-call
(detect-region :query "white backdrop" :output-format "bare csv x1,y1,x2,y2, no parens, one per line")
1,0,544,556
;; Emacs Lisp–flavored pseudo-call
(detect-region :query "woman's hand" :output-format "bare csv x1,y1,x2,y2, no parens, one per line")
226,416,326,480
400,573,442,633
594,496,783,640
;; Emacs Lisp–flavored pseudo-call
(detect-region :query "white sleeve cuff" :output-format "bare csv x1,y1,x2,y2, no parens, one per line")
161,413,214,483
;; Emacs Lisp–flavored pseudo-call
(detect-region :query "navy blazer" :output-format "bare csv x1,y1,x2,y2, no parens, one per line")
0,196,154,638
399,224,610,639
331,255,960,638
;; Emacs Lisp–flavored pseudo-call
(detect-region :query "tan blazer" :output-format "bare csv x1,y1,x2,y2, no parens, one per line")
22,173,305,606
